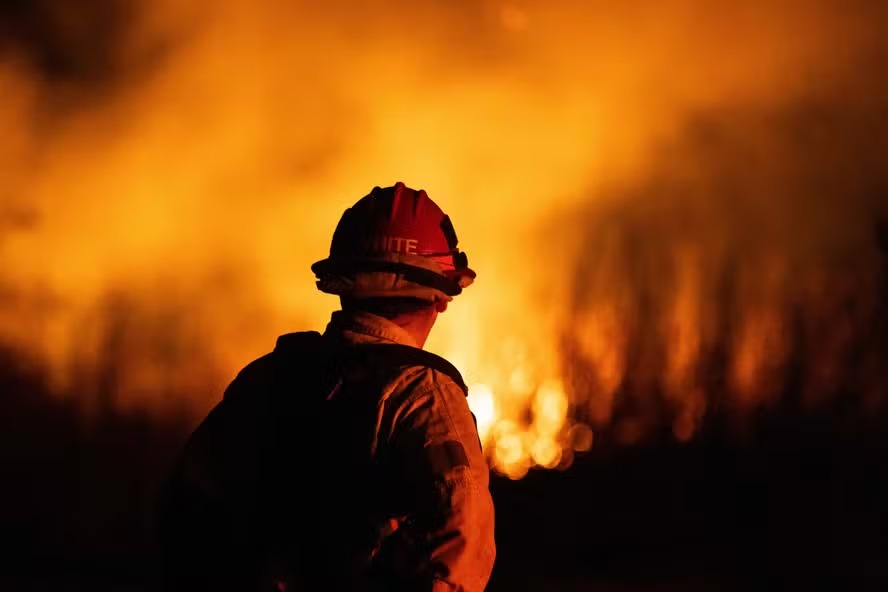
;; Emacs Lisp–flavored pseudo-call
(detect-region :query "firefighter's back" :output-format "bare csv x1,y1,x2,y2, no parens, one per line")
157,330,468,591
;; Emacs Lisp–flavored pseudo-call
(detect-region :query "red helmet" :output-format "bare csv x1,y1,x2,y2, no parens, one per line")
312,182,476,302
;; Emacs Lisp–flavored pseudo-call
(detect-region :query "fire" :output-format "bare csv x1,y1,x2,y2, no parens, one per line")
467,378,574,478
1,0,886,477
466,384,496,443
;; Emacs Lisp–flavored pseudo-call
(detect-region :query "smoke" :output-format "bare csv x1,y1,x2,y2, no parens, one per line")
1,1,886,463
559,103,887,445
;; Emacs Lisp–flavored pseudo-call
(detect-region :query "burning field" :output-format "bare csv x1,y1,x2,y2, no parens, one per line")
1,0,887,589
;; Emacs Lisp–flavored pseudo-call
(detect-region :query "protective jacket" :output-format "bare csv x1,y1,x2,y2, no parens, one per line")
156,311,496,592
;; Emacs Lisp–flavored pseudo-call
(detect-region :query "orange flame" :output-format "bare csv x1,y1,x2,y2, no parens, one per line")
1,0,886,477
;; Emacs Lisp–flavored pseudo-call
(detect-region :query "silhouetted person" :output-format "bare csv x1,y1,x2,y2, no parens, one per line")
156,182,495,591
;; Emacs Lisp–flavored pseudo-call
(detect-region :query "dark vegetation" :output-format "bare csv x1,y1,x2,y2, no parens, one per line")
2,337,886,591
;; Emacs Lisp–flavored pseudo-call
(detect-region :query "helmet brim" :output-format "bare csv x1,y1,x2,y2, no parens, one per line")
312,256,472,298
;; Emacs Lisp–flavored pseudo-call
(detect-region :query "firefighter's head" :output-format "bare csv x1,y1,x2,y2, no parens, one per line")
312,181,475,302
312,182,475,345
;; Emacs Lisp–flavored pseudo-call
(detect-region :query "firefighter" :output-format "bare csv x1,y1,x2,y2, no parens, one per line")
156,182,496,591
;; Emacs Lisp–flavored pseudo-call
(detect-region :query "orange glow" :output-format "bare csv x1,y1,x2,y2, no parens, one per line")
1,0,885,476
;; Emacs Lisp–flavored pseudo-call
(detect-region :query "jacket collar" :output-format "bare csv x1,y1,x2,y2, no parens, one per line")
323,310,420,349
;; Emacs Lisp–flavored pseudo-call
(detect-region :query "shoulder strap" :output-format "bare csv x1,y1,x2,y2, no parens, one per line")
272,332,468,396
274,330,325,353
342,343,468,396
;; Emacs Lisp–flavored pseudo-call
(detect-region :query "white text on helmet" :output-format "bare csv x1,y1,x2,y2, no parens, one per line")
371,236,419,255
